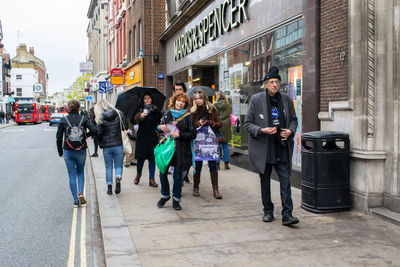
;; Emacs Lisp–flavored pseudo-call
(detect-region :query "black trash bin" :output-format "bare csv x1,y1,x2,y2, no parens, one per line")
301,131,352,213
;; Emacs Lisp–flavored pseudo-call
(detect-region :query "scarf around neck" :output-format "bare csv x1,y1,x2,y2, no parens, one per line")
171,109,186,118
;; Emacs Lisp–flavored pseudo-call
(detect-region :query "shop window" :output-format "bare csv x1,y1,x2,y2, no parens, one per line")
216,19,303,167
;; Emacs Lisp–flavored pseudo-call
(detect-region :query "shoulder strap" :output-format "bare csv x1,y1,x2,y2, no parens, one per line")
65,116,73,128
78,115,85,127
116,111,126,131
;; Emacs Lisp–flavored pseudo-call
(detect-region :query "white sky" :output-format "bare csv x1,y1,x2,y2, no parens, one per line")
0,0,91,95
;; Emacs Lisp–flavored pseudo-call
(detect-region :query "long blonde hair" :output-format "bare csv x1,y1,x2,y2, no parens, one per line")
94,99,121,124
215,91,228,103
190,90,214,113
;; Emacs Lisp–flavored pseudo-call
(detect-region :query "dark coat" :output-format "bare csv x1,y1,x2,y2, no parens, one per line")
134,106,162,160
244,91,298,174
159,110,197,172
96,109,128,148
214,100,232,142
56,112,97,156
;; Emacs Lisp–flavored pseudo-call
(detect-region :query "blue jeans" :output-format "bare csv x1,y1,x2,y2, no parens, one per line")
64,149,87,201
218,142,230,163
136,159,156,179
159,167,182,201
195,160,217,173
103,145,124,185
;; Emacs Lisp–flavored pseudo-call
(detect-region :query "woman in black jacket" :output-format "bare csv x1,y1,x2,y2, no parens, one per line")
56,100,97,208
157,93,196,210
94,99,128,195
133,93,162,187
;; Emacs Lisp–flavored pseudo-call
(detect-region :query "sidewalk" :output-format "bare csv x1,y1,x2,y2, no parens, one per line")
88,145,400,267
0,122,16,129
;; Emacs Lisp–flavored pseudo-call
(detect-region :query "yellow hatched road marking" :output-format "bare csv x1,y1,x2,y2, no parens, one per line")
67,207,78,267
80,201,87,267
67,189,87,267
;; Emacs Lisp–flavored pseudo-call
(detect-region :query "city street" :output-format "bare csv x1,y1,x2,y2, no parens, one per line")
0,123,104,267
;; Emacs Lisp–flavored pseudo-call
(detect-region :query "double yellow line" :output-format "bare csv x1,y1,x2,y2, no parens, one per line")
67,195,87,267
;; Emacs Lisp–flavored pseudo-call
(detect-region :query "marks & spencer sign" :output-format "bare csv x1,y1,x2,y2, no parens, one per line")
174,0,249,61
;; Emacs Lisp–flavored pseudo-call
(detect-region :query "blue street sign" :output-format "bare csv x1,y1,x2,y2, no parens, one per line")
85,96,93,101
99,81,107,93
106,81,113,92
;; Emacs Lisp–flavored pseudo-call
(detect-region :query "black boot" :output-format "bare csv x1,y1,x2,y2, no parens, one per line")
107,185,112,195
172,199,182,210
193,172,201,197
157,196,170,208
210,172,222,199
115,177,121,194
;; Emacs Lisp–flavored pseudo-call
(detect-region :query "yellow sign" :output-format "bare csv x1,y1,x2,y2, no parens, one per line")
124,58,143,90
110,76,124,85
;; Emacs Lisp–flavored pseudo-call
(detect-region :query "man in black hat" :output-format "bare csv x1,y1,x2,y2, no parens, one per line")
244,66,299,226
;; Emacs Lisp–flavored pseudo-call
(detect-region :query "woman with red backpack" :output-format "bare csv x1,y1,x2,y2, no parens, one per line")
56,100,97,208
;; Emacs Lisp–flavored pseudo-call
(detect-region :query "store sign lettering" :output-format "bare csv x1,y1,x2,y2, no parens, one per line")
174,0,249,61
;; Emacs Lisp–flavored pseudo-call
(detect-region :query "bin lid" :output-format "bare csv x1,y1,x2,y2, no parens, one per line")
302,131,349,140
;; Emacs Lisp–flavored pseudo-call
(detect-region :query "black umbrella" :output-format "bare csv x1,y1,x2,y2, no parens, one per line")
187,86,216,98
116,86,166,122
115,91,141,120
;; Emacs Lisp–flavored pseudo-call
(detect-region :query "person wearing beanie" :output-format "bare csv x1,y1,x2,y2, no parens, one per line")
244,66,300,226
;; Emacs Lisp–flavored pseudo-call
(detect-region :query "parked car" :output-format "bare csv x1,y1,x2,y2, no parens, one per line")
49,113,66,126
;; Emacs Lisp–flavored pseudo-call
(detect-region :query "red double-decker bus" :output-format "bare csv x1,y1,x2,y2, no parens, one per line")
15,101,43,124
41,104,55,121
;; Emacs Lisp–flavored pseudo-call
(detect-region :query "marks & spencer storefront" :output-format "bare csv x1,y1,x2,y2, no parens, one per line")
162,0,320,173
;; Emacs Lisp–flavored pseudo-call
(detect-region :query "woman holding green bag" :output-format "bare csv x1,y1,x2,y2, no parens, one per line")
156,93,196,210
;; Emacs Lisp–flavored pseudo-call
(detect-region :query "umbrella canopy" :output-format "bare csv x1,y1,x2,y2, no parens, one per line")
115,86,166,123
187,86,216,98
115,91,141,121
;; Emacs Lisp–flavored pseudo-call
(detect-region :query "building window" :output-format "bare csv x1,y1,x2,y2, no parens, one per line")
128,30,132,62
260,39,265,54
16,74,22,80
133,25,137,58
167,0,177,19
16,88,22,96
139,19,143,54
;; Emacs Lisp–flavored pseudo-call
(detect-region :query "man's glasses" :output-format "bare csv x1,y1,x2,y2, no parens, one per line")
267,80,281,85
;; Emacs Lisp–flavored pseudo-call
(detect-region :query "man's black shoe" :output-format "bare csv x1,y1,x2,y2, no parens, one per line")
157,197,170,208
262,213,274,222
90,153,98,157
130,162,137,166
282,215,299,226
172,199,182,210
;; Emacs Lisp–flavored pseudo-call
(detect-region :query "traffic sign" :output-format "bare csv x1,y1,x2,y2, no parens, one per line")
106,81,113,92
99,81,107,93
85,96,93,101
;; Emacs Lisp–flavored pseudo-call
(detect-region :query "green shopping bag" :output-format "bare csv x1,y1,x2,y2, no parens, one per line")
154,136,175,174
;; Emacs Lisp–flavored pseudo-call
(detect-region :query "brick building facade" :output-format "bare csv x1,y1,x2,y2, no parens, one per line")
125,0,165,93
320,0,349,112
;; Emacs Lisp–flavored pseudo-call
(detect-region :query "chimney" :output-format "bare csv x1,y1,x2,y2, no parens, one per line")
29,47,34,56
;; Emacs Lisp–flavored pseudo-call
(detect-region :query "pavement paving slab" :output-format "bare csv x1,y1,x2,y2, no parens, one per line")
88,144,400,267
